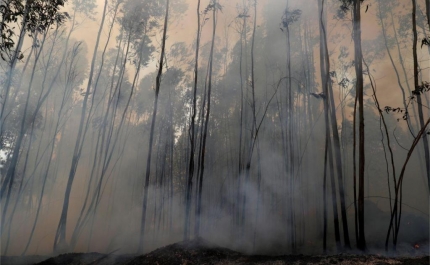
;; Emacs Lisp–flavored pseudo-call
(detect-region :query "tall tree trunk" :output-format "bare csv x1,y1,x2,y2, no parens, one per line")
320,0,350,248
21,42,82,255
363,58,397,249
139,0,169,253
352,94,359,246
284,3,295,251
353,0,366,251
236,5,246,229
386,118,430,250
185,0,201,240
195,0,218,238
242,0,258,244
53,0,108,252
319,0,340,251
1,32,46,238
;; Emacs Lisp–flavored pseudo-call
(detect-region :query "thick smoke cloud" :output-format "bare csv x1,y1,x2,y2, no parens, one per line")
0,0,428,258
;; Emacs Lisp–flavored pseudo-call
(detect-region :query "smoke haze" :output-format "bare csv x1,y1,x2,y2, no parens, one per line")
0,0,429,258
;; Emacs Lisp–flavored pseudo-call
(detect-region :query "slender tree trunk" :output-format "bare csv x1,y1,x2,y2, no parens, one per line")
0,0,30,139
185,0,201,240
320,0,350,248
412,0,430,191
386,117,430,250
21,42,82,255
236,6,246,229
319,0,340,251
283,3,296,250
323,132,328,253
364,58,397,247
353,0,366,251
195,0,218,238
1,32,46,237
53,0,108,251
352,94,359,246
242,0,258,244
139,0,169,253
326,118,341,250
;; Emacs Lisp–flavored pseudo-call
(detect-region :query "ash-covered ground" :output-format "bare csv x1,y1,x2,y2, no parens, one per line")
1,238,429,265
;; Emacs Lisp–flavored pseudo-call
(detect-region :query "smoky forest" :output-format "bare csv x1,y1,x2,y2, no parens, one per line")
0,0,430,262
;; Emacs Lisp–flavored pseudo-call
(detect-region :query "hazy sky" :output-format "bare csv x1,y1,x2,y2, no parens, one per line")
67,0,429,111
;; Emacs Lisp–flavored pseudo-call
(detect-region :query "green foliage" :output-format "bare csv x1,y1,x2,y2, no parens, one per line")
25,0,68,34
0,0,68,61
0,0,23,60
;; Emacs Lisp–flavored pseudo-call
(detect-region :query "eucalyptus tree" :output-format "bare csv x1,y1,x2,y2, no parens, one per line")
241,0,269,245
1,26,87,253
281,4,302,251
0,9,69,242
352,0,366,251
53,0,108,252
318,0,351,250
21,41,86,255
90,0,157,234
233,1,249,229
139,0,170,253
69,0,162,250
0,0,90,253
0,0,69,202
0,0,67,140
0,32,47,251
318,0,340,251
383,0,430,251
184,0,201,240
0,0,94,202
337,0,366,251
385,116,430,250
215,0,250,229
194,0,221,239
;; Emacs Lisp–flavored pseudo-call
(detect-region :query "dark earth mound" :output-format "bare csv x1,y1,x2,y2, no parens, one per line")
2,238,429,265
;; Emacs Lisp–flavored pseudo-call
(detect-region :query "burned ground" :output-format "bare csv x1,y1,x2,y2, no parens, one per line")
2,238,429,265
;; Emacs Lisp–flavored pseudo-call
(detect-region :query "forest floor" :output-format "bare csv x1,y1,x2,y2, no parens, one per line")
2,238,429,265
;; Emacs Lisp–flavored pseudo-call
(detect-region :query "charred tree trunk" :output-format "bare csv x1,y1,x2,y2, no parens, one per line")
139,0,169,253
353,0,366,251
185,0,201,240
195,0,218,238
319,0,340,251
320,0,350,249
